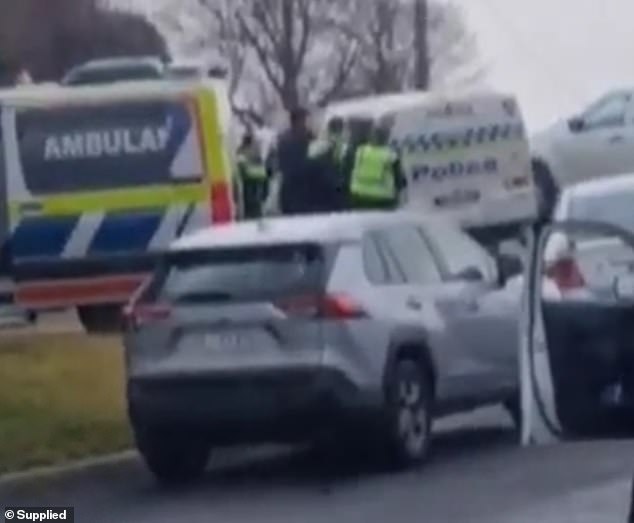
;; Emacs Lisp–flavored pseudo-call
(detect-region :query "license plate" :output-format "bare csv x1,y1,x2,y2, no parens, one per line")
434,189,480,207
203,331,253,352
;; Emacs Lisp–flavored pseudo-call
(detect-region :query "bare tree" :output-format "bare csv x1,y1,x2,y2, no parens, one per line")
426,2,485,89
342,0,410,94
206,0,266,125
207,0,359,112
152,0,256,125
0,0,167,81
158,0,360,125
157,0,482,124
336,0,483,97
413,0,429,89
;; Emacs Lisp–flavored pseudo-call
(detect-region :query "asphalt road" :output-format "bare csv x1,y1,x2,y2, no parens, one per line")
2,409,633,523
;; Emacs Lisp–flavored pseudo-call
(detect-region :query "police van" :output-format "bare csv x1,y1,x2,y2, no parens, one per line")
0,78,236,332
320,91,539,244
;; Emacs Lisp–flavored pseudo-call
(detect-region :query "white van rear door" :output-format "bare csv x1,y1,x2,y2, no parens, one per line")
392,95,534,221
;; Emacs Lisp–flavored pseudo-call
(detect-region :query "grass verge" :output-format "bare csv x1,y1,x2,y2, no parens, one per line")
0,333,131,474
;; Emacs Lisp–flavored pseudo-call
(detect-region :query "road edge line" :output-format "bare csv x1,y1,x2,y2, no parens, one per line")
0,450,137,486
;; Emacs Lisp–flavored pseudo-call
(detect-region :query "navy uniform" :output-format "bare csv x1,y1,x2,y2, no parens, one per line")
277,107,314,215
307,117,350,212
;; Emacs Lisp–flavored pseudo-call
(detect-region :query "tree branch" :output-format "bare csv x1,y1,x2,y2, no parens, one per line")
231,101,265,127
251,1,283,61
295,0,312,73
315,40,359,106
236,9,283,95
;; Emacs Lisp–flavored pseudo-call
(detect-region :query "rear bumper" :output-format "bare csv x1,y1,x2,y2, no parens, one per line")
15,274,147,309
127,367,383,444
12,255,154,308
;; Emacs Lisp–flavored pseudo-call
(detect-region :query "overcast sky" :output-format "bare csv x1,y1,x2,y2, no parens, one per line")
458,0,634,130
133,0,634,131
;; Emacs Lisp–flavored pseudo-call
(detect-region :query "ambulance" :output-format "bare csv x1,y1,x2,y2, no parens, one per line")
320,90,540,245
0,78,237,332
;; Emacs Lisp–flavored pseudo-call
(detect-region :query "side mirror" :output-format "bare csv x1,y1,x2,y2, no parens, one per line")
614,274,634,300
568,116,585,133
452,266,484,282
497,254,523,284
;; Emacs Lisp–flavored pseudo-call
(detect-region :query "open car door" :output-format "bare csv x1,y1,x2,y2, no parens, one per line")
521,220,634,445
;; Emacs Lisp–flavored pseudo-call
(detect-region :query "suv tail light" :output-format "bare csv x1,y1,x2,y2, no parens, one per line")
546,257,586,291
122,303,171,330
275,293,367,319
321,294,367,318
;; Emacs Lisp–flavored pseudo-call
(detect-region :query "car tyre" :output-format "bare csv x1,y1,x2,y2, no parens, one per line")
556,390,613,438
384,359,433,468
77,304,122,334
134,425,211,486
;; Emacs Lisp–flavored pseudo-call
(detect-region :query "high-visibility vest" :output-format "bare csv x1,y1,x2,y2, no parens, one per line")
237,152,267,180
350,145,396,199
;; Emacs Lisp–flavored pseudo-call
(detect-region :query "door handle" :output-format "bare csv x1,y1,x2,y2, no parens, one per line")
406,296,423,311
608,135,625,144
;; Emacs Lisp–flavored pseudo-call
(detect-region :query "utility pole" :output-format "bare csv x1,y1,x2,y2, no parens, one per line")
413,0,429,89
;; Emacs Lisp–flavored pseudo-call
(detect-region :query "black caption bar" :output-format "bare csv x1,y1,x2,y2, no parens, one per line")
4,508,74,522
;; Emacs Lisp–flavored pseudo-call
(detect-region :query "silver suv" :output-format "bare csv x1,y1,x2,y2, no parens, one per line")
124,212,521,484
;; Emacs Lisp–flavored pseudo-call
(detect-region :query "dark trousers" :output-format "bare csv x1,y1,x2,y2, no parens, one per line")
279,184,315,215
349,194,397,211
242,179,266,219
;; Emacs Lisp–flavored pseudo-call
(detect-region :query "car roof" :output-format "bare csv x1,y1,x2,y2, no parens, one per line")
0,77,228,107
71,56,164,70
61,58,164,85
171,211,447,251
556,173,634,219
322,89,517,121
566,172,634,200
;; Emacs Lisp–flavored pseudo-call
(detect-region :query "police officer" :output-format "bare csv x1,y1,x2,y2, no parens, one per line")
277,107,314,215
348,122,406,210
236,132,268,219
307,117,350,212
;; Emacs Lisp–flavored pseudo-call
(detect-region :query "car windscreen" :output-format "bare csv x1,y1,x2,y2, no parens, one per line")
150,243,326,304
569,189,634,233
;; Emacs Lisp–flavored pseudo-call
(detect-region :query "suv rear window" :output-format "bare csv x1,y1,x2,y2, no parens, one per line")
147,243,326,304
570,189,634,233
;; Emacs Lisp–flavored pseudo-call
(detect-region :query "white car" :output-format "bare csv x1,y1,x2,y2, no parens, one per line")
531,174,634,437
543,173,634,301
532,89,634,193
